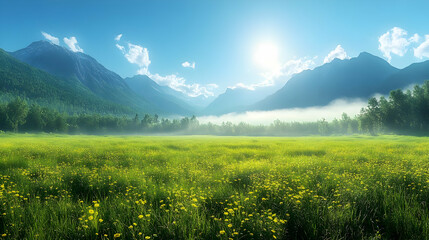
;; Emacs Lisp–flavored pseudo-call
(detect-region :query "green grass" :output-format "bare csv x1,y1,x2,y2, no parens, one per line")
1,134,429,239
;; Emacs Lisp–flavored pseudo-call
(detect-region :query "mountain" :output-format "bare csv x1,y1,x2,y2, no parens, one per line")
159,87,215,111
0,49,131,113
8,41,427,116
124,75,195,115
11,41,154,113
125,75,213,112
251,52,400,111
380,60,429,91
202,86,278,115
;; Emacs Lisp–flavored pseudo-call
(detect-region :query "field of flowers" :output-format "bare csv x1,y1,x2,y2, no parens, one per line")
0,134,429,239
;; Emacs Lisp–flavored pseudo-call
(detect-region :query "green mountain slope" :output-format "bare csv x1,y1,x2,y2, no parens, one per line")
11,41,155,113
124,75,195,115
0,49,134,114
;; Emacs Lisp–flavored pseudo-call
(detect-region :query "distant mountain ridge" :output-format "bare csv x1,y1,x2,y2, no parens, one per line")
11,41,155,113
205,52,429,115
380,60,429,92
251,52,400,111
4,40,429,116
202,86,278,115
10,41,214,115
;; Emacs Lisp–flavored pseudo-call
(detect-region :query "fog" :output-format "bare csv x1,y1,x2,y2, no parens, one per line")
198,98,369,125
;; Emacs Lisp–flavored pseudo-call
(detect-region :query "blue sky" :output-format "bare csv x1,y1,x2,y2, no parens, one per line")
1,0,429,97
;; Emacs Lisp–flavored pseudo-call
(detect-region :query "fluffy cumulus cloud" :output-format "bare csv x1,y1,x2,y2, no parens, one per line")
63,36,84,53
41,32,60,45
115,34,122,41
414,35,429,59
378,27,419,62
124,43,151,74
182,61,196,69
114,35,151,74
115,35,216,97
324,45,350,63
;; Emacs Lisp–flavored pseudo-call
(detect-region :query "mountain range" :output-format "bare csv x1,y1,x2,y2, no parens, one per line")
7,41,201,115
1,40,429,117
249,52,429,111
250,52,400,111
10,41,155,113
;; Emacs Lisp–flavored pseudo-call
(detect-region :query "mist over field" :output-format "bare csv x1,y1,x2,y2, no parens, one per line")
198,98,369,125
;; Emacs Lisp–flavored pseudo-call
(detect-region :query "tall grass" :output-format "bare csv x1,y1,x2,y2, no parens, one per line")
0,134,428,239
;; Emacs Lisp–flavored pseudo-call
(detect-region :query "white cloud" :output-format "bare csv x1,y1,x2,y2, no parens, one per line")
115,34,122,41
137,67,149,76
324,45,350,63
232,57,317,90
124,43,151,70
232,83,256,90
63,36,84,53
281,57,317,77
182,61,196,69
117,42,151,73
414,35,429,59
115,44,125,53
148,73,217,97
207,83,219,89
41,32,60,45
410,34,420,43
378,27,419,62
117,41,215,97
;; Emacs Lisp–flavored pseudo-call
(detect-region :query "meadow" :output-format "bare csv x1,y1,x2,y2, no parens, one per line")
0,134,429,239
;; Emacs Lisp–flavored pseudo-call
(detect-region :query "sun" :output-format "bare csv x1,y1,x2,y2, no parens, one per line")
253,41,279,70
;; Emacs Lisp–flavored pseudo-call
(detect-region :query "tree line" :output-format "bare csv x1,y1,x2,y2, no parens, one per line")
0,98,199,134
0,81,428,136
359,81,429,135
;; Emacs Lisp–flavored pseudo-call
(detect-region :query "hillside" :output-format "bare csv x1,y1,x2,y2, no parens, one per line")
124,75,195,115
380,60,429,91
11,41,154,113
0,49,132,114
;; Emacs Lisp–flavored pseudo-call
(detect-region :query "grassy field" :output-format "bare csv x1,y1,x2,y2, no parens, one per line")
0,134,429,239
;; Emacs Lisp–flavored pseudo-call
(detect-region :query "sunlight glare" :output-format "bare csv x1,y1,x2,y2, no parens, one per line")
253,41,280,70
